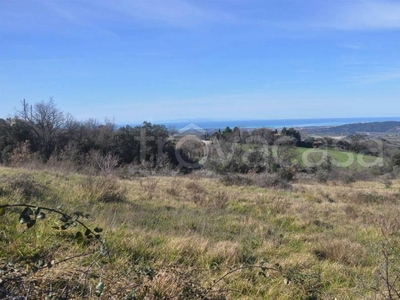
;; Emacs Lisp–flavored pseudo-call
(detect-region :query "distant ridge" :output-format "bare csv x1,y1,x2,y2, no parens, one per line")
122,117,400,131
307,121,400,135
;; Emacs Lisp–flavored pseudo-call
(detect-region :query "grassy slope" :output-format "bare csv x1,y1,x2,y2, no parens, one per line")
1,167,400,299
238,144,380,170
295,147,383,170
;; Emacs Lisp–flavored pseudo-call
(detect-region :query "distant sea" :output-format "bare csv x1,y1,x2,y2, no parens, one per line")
156,117,400,130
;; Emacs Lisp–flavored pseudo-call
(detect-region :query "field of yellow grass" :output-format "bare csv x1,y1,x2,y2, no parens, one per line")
1,166,400,299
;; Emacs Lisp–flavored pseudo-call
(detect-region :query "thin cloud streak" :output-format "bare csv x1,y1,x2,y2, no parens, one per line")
89,0,232,27
244,0,400,32
352,70,400,84
3,0,400,36
310,0,400,31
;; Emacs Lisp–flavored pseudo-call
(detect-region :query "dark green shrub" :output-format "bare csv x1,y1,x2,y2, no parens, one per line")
253,173,292,189
220,174,253,186
341,173,356,184
315,170,329,183
278,168,294,181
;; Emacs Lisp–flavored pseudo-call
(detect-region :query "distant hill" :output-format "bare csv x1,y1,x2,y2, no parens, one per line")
306,121,400,135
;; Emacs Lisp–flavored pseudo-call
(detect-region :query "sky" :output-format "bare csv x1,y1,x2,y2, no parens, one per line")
1,0,400,124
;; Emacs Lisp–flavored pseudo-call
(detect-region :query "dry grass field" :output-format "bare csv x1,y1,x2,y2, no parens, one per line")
1,166,400,299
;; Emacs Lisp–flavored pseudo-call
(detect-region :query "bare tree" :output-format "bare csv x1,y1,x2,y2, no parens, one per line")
17,98,69,159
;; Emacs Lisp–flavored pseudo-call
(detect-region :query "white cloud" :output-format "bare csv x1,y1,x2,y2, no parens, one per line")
89,0,229,27
238,0,400,33
4,0,400,36
0,0,232,34
312,0,400,31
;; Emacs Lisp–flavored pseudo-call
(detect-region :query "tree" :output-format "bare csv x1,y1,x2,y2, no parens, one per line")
232,127,241,143
286,127,301,142
280,127,301,145
17,99,71,159
251,128,276,145
222,126,233,140
115,122,171,167
391,152,400,167
115,125,141,164
0,118,37,164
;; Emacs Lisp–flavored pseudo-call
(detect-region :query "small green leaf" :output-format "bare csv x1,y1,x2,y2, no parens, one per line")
26,219,36,229
95,281,105,297
20,215,31,224
37,259,45,267
61,223,69,230
84,229,91,237
22,207,34,216
33,207,40,215
37,212,46,219
75,231,84,243
47,260,55,268
94,227,103,233
259,271,267,278
20,207,33,223
59,215,69,222
45,294,56,300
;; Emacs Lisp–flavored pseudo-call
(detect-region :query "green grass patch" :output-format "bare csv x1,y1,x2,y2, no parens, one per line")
296,147,383,170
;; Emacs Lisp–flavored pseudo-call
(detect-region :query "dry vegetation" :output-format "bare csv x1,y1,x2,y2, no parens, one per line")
1,167,400,299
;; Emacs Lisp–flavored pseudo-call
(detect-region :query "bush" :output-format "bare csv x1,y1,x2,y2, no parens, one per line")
252,173,292,189
186,181,208,206
315,170,329,183
391,152,400,168
278,168,294,181
341,173,356,184
220,174,253,186
220,173,291,189
380,174,393,188
186,181,206,194
82,175,126,203
313,239,368,266
370,163,392,176
0,174,46,201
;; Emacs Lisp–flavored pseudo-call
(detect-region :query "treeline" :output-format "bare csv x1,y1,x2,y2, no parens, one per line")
0,99,306,172
211,126,301,146
0,99,177,169
3,99,400,180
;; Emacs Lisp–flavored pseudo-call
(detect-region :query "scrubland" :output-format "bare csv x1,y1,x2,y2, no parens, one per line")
1,166,400,299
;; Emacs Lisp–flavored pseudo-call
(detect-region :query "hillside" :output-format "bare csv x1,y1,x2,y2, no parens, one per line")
1,167,400,299
305,121,400,135
295,147,383,170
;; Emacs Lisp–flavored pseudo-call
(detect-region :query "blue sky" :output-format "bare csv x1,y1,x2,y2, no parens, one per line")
1,0,400,124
